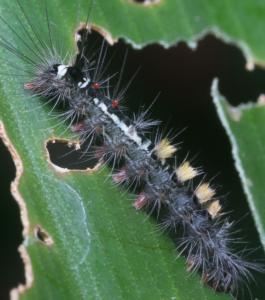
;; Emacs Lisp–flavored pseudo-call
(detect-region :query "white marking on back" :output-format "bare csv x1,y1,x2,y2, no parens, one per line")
97,102,143,146
80,78,90,88
56,65,68,80
140,140,151,150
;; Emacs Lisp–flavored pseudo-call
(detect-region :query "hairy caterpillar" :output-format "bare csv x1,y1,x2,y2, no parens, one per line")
0,0,264,299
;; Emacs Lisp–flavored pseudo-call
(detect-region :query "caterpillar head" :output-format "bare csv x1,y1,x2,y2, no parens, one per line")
24,63,68,91
23,63,88,100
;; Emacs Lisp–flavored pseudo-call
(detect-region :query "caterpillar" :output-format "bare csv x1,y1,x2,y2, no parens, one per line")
0,0,264,299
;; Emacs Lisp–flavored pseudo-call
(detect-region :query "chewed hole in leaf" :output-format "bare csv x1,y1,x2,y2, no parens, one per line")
46,140,99,170
0,138,25,299
1,7,264,298
34,225,54,246
76,24,117,46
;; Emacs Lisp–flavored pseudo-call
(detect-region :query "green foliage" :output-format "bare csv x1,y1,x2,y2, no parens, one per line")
0,0,265,299
212,79,265,248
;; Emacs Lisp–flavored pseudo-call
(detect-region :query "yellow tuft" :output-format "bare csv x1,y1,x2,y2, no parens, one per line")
207,200,221,219
176,162,198,182
155,139,176,161
195,183,215,203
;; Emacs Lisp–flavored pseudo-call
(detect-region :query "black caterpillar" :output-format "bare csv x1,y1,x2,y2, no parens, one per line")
0,0,264,298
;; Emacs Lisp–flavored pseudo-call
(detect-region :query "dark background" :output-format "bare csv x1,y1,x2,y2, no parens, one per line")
1,33,265,299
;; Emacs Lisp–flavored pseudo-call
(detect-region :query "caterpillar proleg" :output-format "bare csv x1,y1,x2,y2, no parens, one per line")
0,0,264,299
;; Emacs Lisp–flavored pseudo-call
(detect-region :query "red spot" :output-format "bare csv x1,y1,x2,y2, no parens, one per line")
112,99,118,107
24,81,45,91
70,121,84,132
24,82,38,90
93,82,99,89
133,191,148,210
113,166,127,183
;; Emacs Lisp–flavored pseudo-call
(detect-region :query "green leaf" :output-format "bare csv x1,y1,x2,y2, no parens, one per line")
90,0,265,66
0,1,227,299
1,0,265,299
212,79,265,247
